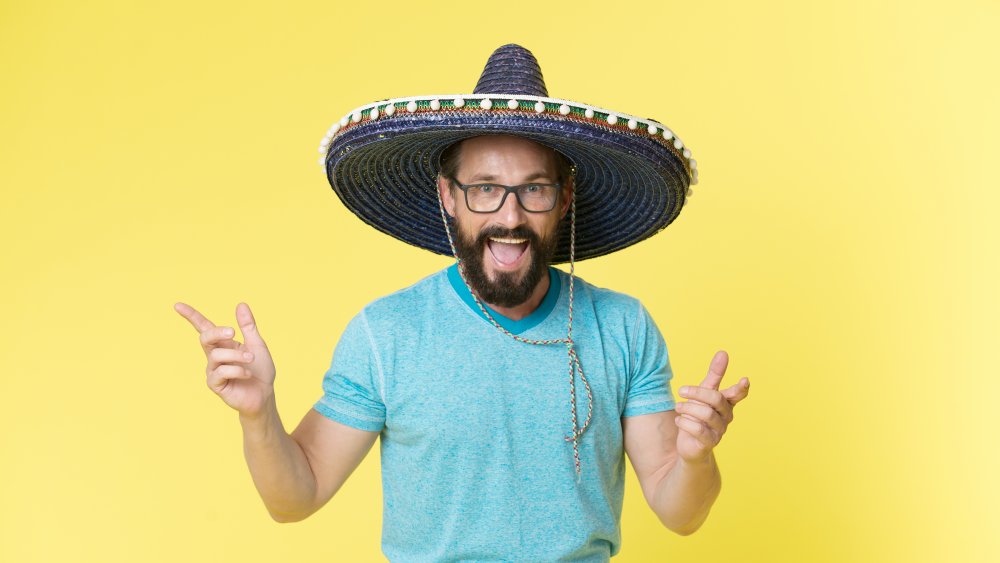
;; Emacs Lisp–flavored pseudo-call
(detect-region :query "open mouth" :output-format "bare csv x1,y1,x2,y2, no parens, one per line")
486,236,530,268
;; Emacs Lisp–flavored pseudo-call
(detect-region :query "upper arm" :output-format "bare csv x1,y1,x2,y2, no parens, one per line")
621,301,680,506
295,310,386,515
290,408,380,515
622,410,679,506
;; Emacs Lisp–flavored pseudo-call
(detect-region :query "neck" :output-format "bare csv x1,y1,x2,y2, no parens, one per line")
481,269,551,321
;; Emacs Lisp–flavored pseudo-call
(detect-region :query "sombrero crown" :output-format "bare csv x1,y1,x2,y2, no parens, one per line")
318,44,697,263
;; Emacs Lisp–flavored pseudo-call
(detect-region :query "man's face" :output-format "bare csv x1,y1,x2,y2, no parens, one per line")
438,135,571,308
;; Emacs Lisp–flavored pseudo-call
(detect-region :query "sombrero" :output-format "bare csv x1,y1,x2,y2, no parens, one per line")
316,43,698,264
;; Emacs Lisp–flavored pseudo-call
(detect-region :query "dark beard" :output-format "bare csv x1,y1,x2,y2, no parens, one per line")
452,220,558,308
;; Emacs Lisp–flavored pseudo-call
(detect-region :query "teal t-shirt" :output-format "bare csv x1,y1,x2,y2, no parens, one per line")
313,264,676,562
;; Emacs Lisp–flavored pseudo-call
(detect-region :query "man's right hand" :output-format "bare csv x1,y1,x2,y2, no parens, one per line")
174,301,278,419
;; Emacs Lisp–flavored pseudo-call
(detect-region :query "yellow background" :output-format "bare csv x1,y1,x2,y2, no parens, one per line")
2,0,997,561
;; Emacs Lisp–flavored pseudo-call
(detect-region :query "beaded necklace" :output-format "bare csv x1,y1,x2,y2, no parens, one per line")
435,173,594,481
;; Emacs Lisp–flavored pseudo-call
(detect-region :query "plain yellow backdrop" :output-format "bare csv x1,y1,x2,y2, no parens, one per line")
2,0,997,561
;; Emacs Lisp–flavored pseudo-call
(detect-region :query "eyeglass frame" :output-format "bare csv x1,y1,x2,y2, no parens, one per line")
446,175,563,214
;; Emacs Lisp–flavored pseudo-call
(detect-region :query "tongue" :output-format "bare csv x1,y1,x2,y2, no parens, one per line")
488,240,528,265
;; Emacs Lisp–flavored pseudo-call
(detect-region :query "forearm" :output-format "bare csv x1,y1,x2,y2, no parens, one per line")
650,452,722,535
239,397,318,522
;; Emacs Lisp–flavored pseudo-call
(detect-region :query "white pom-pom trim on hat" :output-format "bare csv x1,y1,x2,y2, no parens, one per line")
319,93,697,184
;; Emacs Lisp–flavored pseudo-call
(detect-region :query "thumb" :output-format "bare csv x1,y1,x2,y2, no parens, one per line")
236,302,268,351
721,377,750,404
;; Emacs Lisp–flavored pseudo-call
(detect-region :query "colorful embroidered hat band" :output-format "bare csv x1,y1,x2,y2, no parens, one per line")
318,94,698,184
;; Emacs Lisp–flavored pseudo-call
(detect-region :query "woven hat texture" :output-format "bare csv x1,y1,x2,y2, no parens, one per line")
318,44,697,263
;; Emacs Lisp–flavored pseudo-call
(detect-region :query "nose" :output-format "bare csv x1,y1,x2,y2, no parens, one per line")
492,189,527,229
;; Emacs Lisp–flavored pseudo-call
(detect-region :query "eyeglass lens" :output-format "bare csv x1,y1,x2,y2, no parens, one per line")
466,184,558,212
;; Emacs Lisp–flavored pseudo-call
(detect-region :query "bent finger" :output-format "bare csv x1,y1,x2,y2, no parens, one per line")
200,326,241,352
208,348,255,371
207,364,252,392
679,386,728,413
678,400,729,430
676,415,718,447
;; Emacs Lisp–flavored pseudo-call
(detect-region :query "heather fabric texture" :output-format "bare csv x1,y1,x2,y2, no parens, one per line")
313,265,676,562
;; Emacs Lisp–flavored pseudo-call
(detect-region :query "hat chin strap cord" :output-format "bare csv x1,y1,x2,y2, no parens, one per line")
435,173,594,482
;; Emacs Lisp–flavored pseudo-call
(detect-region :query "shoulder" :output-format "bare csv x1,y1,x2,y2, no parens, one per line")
553,268,645,321
353,266,452,328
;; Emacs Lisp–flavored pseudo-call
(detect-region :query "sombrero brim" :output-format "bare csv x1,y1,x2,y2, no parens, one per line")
319,94,697,263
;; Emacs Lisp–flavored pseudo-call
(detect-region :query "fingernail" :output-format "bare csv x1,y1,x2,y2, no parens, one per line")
679,386,689,396
243,352,253,360
224,328,234,336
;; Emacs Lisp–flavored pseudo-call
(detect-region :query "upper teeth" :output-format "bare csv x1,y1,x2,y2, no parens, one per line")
489,237,527,244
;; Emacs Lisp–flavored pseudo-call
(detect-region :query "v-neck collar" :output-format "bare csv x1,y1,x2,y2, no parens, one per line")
446,263,561,335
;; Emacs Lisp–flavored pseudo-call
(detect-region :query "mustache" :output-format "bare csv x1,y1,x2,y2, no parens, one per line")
475,225,540,246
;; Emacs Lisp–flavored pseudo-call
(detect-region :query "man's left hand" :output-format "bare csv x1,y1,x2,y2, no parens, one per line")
674,350,750,463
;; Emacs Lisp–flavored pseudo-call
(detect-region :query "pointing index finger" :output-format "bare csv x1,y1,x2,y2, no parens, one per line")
174,302,216,333
698,350,729,390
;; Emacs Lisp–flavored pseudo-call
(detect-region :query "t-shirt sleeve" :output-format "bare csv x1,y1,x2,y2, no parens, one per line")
622,302,677,417
312,310,386,432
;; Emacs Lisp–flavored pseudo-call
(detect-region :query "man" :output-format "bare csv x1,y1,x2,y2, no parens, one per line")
175,44,749,561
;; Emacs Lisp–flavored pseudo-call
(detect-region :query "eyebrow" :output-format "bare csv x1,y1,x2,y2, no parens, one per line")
466,172,555,183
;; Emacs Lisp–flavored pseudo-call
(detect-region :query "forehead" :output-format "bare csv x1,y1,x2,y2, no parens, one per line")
455,135,558,179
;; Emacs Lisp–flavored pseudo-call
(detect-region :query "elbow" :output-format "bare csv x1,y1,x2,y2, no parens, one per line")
265,487,322,523
267,504,315,523
269,511,302,523
670,523,703,536
655,512,701,536
654,512,704,536
270,511,308,523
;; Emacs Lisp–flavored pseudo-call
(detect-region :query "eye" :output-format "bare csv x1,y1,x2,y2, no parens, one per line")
522,184,541,193
477,185,496,194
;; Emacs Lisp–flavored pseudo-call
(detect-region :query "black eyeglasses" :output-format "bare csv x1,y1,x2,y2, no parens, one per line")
449,176,561,213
